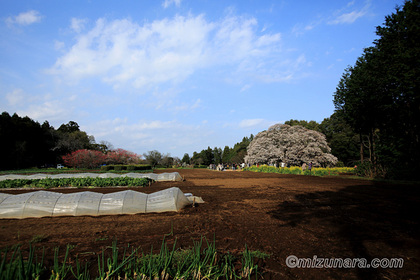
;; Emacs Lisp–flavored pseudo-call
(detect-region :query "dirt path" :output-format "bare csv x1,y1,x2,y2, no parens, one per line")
0,169,419,279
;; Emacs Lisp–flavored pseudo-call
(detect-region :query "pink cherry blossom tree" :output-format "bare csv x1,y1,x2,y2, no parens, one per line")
62,149,107,169
106,148,141,165
244,124,338,167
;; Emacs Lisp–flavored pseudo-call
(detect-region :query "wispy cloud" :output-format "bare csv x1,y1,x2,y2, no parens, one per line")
240,84,251,92
162,0,182,8
70,18,87,33
6,88,25,106
47,13,287,90
328,1,371,24
292,1,371,36
5,10,42,27
238,118,279,129
18,100,70,123
5,88,74,123
239,118,265,128
329,10,366,24
170,98,202,113
84,118,213,155
291,20,323,36
54,40,65,51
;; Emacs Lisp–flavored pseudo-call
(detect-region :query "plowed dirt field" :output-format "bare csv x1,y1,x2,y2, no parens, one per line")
0,169,419,279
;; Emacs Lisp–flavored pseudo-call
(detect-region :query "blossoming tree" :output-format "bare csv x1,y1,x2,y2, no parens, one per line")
244,124,338,167
106,148,141,165
62,148,140,168
62,149,106,169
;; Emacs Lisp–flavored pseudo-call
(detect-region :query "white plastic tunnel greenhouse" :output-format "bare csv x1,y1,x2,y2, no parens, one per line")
0,187,197,219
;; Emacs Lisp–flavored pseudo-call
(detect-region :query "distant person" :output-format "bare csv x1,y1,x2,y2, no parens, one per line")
302,163,307,171
309,162,313,173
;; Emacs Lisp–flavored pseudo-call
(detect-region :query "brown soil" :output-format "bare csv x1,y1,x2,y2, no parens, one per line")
0,169,419,279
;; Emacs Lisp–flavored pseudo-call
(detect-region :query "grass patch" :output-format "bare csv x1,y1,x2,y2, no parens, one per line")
0,235,269,280
95,236,109,242
30,234,48,244
243,165,356,177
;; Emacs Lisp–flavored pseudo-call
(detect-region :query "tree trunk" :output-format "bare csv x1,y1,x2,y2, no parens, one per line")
368,131,373,163
359,132,364,163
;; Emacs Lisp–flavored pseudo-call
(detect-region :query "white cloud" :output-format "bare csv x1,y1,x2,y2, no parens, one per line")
292,20,322,36
54,40,65,50
292,1,370,35
191,98,201,109
329,10,366,24
328,1,370,25
48,13,285,89
90,119,176,137
85,118,212,156
18,101,69,123
134,120,175,130
240,84,251,92
6,10,42,27
251,54,307,83
172,99,201,112
347,1,356,8
162,0,182,8
70,18,87,33
4,88,73,124
6,88,25,106
239,118,265,128
14,95,71,124
238,118,279,129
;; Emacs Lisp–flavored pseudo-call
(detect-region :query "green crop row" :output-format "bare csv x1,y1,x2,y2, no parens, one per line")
243,165,356,176
0,177,152,189
0,236,270,280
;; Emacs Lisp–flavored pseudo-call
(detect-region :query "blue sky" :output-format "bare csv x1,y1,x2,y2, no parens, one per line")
0,0,404,158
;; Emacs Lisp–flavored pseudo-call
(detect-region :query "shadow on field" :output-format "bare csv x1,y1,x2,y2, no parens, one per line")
268,182,420,280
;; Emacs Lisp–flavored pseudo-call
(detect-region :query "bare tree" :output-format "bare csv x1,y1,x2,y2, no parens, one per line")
143,150,163,168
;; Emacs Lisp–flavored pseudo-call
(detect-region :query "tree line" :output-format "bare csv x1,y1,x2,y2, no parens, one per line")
333,0,419,179
181,135,254,166
185,116,358,168
0,112,112,170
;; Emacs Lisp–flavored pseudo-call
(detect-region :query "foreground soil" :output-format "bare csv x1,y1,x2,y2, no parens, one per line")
0,169,419,279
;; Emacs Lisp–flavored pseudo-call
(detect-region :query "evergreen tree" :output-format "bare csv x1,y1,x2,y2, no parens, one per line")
0,112,55,169
0,112,113,170
222,146,232,163
213,147,222,164
319,112,359,166
181,153,190,164
333,0,420,178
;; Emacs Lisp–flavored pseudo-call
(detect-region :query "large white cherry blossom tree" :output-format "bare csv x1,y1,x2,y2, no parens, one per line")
244,124,338,167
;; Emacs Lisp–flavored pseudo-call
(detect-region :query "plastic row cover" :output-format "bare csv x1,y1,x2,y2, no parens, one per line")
0,187,191,219
0,172,183,182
